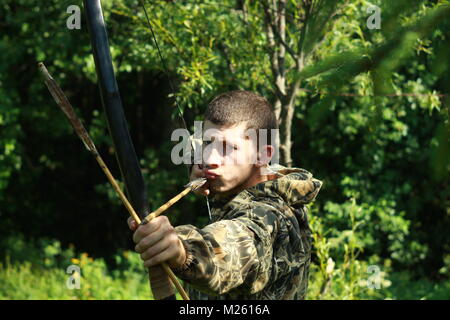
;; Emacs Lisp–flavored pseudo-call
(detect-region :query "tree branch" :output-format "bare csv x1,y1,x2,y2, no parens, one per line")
263,2,299,62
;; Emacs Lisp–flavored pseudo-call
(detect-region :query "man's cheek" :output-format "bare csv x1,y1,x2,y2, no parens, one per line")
233,150,250,166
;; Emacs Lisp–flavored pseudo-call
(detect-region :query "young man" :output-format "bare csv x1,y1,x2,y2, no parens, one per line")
128,90,322,299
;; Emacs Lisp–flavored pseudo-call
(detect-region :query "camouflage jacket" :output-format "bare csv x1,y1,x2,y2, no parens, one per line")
173,167,322,300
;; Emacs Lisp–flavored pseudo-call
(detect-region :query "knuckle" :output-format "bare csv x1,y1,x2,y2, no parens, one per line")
166,224,175,233
138,238,145,248
135,227,145,240
150,219,161,230
132,233,140,245
143,236,152,248
169,233,179,244
168,244,177,255
140,252,147,260
145,248,154,259
142,221,153,233
136,238,148,253
149,256,158,266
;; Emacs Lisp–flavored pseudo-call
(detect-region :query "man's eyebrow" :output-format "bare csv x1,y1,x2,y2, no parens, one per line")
203,136,232,143
223,133,245,144
202,129,247,142
227,139,243,146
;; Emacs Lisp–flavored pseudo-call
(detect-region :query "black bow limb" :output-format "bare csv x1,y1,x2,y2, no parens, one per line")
83,0,179,300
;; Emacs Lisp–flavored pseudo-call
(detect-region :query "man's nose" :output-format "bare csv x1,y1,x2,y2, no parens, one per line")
203,144,222,168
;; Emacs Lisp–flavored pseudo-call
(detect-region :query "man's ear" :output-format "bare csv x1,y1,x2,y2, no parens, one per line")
256,144,275,167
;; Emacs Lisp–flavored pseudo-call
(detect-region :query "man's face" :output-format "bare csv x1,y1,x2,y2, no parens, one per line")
200,120,259,195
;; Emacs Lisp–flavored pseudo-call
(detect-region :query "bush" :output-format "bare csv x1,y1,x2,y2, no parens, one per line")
0,235,152,299
306,198,449,300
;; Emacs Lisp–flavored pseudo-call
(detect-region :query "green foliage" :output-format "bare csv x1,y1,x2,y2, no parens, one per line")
0,233,447,300
306,199,449,300
0,74,22,196
0,235,151,299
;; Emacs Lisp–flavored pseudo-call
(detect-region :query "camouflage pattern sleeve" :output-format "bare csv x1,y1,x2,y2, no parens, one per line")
173,206,279,296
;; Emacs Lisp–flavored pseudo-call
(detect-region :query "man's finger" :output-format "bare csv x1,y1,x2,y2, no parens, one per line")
143,245,178,268
140,236,171,261
193,181,210,196
127,217,138,231
134,230,165,254
132,219,162,243
194,188,208,196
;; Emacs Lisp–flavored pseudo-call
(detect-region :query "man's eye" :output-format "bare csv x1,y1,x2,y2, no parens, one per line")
224,144,238,154
203,140,212,146
223,142,237,153
225,143,238,151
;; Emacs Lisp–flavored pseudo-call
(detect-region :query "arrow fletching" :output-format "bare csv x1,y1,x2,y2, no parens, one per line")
184,177,207,191
38,62,97,153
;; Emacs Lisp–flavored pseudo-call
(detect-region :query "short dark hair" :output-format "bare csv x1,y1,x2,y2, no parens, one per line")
205,90,278,145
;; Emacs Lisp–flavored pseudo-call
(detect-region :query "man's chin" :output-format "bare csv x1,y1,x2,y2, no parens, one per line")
209,182,233,195
209,184,243,197
209,186,227,194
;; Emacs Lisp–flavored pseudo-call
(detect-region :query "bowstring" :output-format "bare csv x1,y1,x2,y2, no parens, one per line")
139,0,212,219
139,0,193,176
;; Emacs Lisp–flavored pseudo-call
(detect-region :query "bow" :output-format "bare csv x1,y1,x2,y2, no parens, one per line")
83,0,184,300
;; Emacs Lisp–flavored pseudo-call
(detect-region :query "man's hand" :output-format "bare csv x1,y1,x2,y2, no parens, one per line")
127,216,186,269
190,164,210,196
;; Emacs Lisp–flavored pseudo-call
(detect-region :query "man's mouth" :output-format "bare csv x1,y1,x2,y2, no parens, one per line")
204,170,219,179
